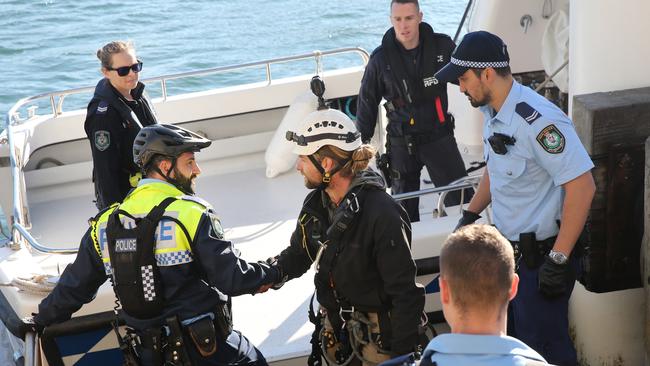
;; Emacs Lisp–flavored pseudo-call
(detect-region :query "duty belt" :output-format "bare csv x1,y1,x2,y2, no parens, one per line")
510,235,556,269
388,132,448,147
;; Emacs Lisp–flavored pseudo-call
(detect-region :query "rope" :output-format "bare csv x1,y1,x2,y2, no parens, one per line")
0,275,57,295
347,312,390,366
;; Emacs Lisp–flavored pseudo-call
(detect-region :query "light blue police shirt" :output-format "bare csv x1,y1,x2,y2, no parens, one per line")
479,81,594,241
424,333,547,365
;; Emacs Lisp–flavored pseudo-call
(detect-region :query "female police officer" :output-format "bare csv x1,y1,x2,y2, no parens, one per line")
265,107,424,365
85,40,158,209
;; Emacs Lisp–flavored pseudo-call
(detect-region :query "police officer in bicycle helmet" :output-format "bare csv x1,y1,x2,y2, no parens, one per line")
266,106,425,365
133,123,211,194
36,124,280,365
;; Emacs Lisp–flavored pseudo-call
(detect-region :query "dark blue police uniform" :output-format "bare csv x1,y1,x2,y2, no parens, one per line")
84,78,158,210
35,179,278,365
356,22,472,222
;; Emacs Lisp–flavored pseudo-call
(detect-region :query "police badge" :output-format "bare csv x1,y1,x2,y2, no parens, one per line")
208,212,225,239
94,130,111,151
536,124,565,154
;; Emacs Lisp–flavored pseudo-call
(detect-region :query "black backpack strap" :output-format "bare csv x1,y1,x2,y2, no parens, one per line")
144,197,178,223
105,196,179,320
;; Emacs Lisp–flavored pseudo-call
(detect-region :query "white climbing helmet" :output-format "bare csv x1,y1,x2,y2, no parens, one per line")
286,108,361,156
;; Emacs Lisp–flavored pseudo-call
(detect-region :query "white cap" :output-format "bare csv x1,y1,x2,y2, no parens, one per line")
286,108,361,156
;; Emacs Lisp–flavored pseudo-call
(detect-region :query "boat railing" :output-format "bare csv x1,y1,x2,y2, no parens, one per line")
6,47,370,122
454,0,474,43
393,174,492,222
3,47,370,254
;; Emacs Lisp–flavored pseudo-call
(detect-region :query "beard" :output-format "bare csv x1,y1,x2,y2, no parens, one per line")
303,175,320,190
466,91,490,108
172,166,197,194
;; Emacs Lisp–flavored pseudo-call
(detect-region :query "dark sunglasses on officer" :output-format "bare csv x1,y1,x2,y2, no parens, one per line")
107,60,143,77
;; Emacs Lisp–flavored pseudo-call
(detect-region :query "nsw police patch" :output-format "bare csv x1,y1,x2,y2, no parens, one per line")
536,124,565,154
94,130,110,151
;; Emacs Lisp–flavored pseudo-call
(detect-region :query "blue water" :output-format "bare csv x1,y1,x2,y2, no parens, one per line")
0,0,466,238
0,0,466,120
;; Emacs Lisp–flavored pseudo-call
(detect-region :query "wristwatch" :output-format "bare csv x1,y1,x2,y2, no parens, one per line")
548,250,568,265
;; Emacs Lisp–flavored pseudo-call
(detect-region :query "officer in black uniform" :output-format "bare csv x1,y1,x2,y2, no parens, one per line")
264,104,424,365
356,0,472,222
34,124,280,365
85,40,158,210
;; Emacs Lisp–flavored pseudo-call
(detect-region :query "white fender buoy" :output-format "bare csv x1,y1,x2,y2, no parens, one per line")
541,0,570,93
265,91,318,178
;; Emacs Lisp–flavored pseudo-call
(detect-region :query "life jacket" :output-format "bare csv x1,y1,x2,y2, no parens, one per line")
381,22,449,124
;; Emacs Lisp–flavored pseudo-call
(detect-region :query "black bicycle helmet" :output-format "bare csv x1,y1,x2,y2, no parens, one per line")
133,124,212,168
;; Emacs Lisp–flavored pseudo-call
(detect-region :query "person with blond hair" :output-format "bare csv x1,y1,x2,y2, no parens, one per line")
86,40,158,209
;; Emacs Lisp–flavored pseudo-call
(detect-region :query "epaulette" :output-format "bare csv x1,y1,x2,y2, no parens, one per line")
179,195,213,210
95,100,109,115
515,102,542,124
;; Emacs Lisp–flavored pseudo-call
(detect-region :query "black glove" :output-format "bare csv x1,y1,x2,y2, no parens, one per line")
454,210,481,232
21,314,44,335
264,257,288,290
538,257,575,299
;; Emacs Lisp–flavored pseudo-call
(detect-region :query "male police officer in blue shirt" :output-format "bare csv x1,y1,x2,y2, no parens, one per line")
434,31,595,366
377,225,547,366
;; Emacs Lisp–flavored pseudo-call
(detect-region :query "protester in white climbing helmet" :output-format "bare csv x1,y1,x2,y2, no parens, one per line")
261,86,425,365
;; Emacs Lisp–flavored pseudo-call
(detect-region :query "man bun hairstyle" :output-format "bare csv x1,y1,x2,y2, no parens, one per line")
313,143,376,178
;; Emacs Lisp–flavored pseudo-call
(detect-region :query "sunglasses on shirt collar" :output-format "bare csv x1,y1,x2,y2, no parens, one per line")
107,60,143,77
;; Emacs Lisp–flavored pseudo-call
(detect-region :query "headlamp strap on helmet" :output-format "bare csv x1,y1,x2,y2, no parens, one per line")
286,131,361,146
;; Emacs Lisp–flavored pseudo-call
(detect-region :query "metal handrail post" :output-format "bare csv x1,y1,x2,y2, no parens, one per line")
24,331,35,366
14,222,77,254
392,181,477,201
454,0,474,43
5,113,28,250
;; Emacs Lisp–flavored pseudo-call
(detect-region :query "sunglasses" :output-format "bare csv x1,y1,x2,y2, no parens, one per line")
107,60,143,77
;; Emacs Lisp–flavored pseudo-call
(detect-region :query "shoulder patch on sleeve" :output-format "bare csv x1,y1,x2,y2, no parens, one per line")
208,212,224,239
515,102,542,124
94,130,110,151
536,124,565,154
96,100,109,115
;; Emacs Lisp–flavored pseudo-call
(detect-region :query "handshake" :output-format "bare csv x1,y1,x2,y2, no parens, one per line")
256,256,288,294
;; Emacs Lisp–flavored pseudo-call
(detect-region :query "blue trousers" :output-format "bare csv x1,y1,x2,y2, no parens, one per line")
508,256,578,366
139,329,267,366
389,134,472,222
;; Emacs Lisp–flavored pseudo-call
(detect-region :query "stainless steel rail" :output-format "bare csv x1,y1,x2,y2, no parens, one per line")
392,175,492,221
3,48,369,254
7,47,369,120
454,0,474,43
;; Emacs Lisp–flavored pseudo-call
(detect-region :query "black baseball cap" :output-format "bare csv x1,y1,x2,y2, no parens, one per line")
435,31,510,84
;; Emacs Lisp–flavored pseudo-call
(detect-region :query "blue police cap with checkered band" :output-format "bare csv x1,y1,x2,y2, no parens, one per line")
434,31,510,84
